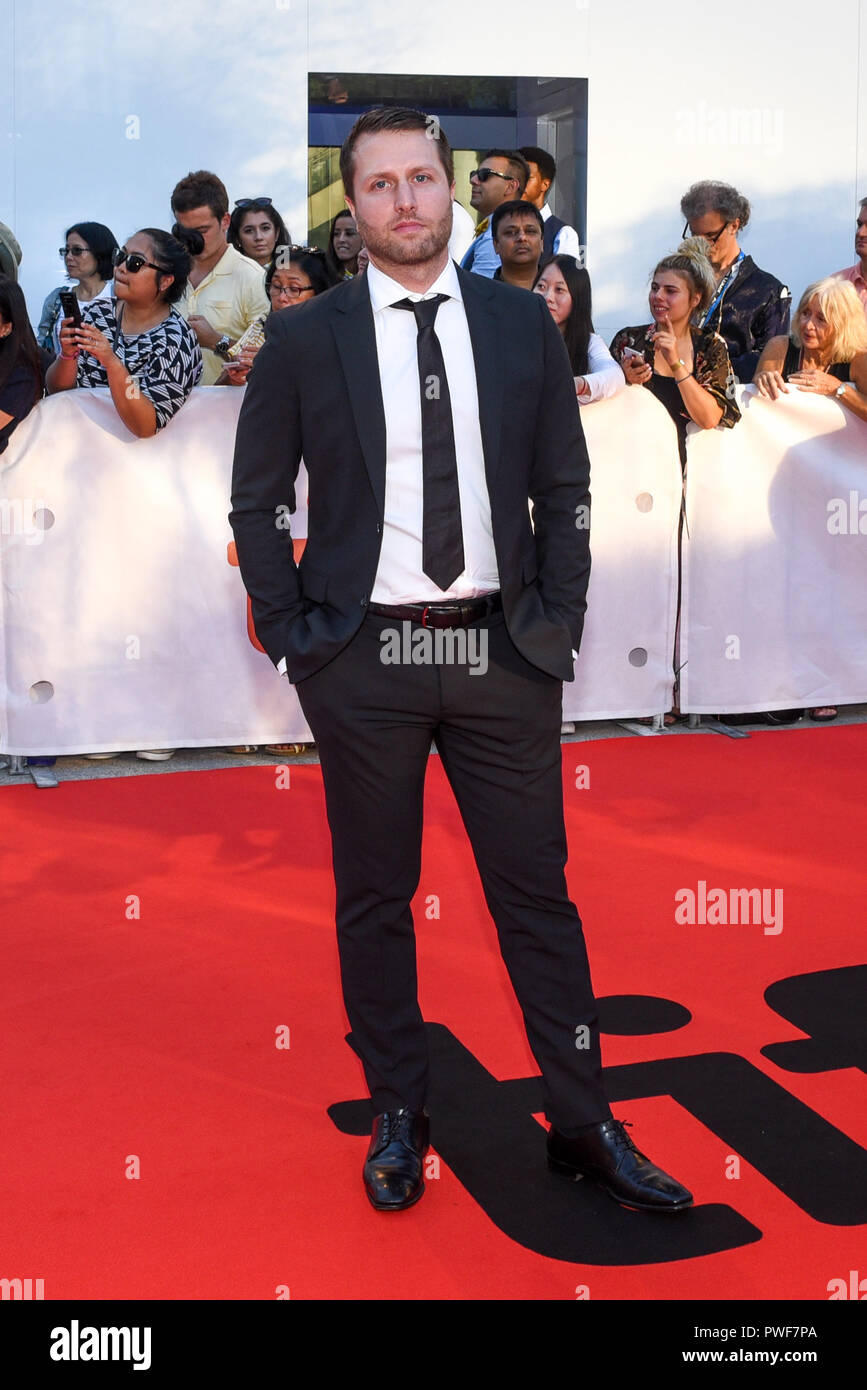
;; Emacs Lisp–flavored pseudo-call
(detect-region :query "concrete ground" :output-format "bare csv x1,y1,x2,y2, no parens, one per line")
3,705,865,788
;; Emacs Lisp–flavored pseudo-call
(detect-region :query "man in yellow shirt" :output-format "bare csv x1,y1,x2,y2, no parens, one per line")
172,170,269,384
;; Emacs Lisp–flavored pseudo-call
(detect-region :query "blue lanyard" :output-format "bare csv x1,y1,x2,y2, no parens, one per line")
701,251,744,329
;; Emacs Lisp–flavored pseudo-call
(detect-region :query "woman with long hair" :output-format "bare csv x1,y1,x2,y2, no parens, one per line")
753,276,867,724
227,197,291,268
0,274,44,454
533,255,624,403
325,209,362,280
754,276,867,416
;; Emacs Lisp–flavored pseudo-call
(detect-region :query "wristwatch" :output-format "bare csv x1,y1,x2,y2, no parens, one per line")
835,383,850,398
213,334,232,359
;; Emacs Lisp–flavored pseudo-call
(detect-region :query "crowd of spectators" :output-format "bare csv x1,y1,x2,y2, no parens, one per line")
2,141,867,756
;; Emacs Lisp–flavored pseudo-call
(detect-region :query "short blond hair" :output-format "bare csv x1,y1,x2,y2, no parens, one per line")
792,277,867,362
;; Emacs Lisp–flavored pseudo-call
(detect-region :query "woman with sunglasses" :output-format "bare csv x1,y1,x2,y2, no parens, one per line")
325,210,363,281
46,228,202,437
37,222,117,356
679,181,791,383
227,197,291,269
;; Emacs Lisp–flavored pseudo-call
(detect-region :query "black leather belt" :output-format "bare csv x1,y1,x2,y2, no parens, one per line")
367,592,502,628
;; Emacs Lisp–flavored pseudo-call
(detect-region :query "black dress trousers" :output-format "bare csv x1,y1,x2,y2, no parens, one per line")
295,606,612,1134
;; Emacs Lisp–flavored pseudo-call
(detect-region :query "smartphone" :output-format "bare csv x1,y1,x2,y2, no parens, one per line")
58,289,82,328
621,345,645,362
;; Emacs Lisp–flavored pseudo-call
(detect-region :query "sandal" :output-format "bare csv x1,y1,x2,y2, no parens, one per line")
809,707,838,722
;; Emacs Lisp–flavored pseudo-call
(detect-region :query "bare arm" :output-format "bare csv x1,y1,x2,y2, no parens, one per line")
753,335,790,400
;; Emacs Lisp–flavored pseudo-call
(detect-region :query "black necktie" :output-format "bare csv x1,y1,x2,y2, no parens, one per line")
393,294,465,590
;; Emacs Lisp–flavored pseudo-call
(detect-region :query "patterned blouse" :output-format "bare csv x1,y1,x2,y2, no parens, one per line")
610,324,740,466
76,299,203,430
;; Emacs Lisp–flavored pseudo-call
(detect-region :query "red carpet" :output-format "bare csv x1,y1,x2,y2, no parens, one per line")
2,728,865,1300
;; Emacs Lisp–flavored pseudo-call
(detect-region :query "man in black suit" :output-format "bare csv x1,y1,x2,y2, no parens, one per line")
230,107,692,1215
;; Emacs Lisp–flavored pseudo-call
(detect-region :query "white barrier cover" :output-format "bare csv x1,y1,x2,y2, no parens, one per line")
681,387,867,714
0,385,682,755
0,389,314,755
566,387,682,719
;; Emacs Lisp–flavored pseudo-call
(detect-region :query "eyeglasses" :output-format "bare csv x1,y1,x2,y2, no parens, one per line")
114,248,168,275
683,220,730,244
270,282,315,299
469,168,516,185
59,246,90,259
234,197,274,210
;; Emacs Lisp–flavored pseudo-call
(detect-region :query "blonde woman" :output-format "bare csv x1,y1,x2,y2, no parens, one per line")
753,277,867,724
753,276,867,423
611,237,740,470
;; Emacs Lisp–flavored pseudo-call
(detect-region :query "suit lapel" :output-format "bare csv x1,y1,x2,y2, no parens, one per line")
329,275,387,515
329,265,504,513
457,265,504,494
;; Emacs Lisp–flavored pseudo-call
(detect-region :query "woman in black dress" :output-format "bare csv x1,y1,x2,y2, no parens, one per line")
753,276,867,723
611,239,741,723
611,237,740,470
753,276,867,419
0,275,44,455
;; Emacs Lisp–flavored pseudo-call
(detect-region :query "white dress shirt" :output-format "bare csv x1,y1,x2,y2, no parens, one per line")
540,204,582,260
448,200,476,265
366,257,500,603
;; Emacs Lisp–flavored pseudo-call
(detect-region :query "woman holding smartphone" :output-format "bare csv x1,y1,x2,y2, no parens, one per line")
46,227,202,437
611,237,740,468
37,222,117,356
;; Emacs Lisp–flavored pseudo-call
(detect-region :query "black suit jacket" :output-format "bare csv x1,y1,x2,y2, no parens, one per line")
229,266,591,684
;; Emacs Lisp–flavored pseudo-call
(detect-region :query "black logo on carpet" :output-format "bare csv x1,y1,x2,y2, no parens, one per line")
328,966,867,1264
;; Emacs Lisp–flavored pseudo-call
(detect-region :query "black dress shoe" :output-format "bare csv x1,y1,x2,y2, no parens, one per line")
547,1119,693,1212
363,1108,430,1211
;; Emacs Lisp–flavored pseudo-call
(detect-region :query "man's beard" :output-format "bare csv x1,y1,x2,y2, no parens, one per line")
356,207,453,266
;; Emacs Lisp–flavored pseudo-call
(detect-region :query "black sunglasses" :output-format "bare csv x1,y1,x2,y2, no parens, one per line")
115,248,168,275
683,220,729,244
469,168,516,185
234,197,274,211
59,245,90,259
